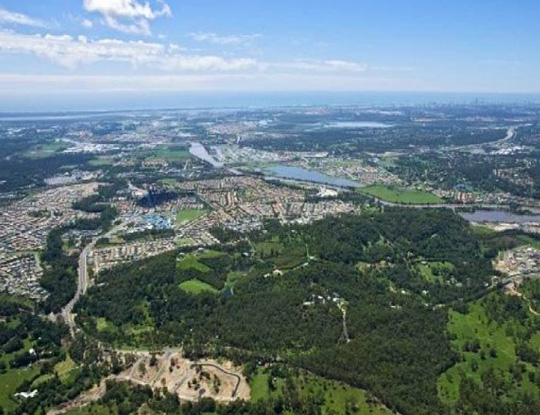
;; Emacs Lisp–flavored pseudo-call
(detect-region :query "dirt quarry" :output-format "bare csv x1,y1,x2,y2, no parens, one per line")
49,350,250,414
118,350,250,402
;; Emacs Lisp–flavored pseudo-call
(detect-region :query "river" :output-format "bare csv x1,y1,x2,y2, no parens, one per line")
189,142,224,168
459,210,540,224
265,165,362,188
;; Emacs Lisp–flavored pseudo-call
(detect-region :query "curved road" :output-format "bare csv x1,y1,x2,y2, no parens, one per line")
191,363,242,398
61,224,124,334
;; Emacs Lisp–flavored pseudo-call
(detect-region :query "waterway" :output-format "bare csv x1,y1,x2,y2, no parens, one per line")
459,210,540,224
306,121,392,131
324,121,393,129
189,142,223,168
265,165,362,188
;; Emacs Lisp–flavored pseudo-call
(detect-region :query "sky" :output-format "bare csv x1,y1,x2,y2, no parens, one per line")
0,0,540,110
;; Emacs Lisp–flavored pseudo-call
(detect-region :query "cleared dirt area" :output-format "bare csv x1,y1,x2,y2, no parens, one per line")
48,350,249,414
123,351,250,401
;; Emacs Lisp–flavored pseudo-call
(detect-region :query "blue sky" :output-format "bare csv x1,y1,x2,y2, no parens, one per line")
0,0,539,106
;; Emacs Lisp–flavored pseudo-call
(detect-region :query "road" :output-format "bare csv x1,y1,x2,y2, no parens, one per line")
374,200,514,211
192,363,242,398
449,126,517,152
61,223,124,334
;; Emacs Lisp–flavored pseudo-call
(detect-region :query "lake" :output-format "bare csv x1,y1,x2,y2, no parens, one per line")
459,210,540,224
265,165,362,188
189,142,223,168
325,121,393,129
306,121,392,131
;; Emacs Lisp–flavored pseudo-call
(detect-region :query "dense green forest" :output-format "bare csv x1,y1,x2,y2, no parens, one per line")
242,124,506,154
72,208,528,415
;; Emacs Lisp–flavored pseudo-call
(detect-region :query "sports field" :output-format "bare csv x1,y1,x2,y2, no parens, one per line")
360,185,444,204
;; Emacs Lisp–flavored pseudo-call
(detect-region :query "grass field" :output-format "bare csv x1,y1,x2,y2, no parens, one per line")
516,234,540,250
360,185,444,204
23,141,69,159
96,317,115,332
176,237,197,247
88,157,114,166
250,370,273,402
438,299,540,405
0,366,40,411
177,255,212,273
176,209,208,223
471,224,497,237
159,178,178,186
65,403,117,415
256,237,307,270
521,279,540,312
415,261,454,283
144,146,190,164
179,279,219,294
224,271,245,290
250,368,394,415
256,240,284,257
269,245,307,269
177,250,227,273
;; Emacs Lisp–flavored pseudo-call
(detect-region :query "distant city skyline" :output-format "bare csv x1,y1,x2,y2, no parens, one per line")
0,0,539,110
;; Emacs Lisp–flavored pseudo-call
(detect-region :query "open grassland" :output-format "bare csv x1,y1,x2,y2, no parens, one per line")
177,255,212,273
143,146,190,164
23,142,69,159
250,369,281,402
256,239,284,257
415,261,454,283
55,356,77,380
65,404,116,415
269,245,307,269
360,185,444,204
177,250,226,273
250,368,394,415
88,157,114,166
96,317,115,332
224,271,245,290
179,279,219,294
516,234,540,250
158,178,178,186
0,366,40,411
256,237,307,270
176,208,208,223
438,298,540,405
471,224,498,237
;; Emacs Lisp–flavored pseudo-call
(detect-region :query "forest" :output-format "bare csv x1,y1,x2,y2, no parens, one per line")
73,208,511,415
242,123,506,155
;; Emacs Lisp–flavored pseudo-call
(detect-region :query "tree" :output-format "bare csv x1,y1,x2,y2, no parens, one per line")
138,362,146,376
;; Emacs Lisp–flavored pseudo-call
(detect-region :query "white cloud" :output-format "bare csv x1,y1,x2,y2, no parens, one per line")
83,0,171,19
0,30,257,71
0,28,379,79
81,19,93,28
188,32,262,45
83,0,171,35
0,7,48,28
102,15,151,35
269,60,369,73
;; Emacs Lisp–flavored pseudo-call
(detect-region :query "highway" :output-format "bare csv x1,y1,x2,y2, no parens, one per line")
61,223,124,334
